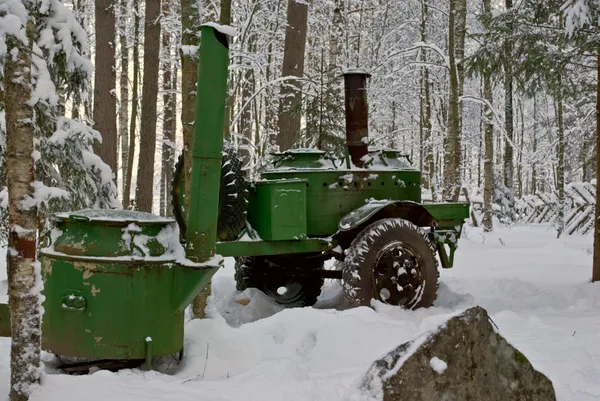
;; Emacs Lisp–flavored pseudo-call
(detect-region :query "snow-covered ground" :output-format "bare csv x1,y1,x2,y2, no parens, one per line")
0,223,599,400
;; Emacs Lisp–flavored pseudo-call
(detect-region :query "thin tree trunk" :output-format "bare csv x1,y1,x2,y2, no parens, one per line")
5,17,41,401
421,0,433,192
532,94,538,194
503,0,514,205
94,0,118,173
221,0,233,141
556,15,565,237
180,0,201,216
592,48,600,282
119,0,129,199
160,2,173,217
264,0,284,142
124,0,140,209
167,66,177,218
277,0,310,151
556,91,565,237
482,0,494,232
135,0,162,212
517,98,524,198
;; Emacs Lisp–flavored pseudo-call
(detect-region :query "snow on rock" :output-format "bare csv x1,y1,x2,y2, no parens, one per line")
429,356,447,374
361,306,556,401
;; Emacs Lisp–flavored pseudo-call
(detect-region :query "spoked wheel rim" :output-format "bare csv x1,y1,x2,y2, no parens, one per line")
372,241,424,306
262,280,306,305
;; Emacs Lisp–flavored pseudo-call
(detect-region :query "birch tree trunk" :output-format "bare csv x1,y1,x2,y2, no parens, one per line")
124,0,140,209
277,0,310,151
93,0,118,173
135,0,162,212
4,17,41,401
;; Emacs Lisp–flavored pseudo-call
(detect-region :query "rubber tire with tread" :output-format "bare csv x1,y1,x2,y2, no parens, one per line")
234,256,324,308
171,141,248,242
341,218,439,310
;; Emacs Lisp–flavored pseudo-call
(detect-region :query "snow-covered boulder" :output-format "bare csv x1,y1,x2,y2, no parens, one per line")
360,306,556,401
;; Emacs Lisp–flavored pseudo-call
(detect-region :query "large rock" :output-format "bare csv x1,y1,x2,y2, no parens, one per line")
361,306,556,401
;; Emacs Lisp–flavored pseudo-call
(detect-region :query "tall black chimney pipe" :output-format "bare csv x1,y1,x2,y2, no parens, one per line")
344,71,371,167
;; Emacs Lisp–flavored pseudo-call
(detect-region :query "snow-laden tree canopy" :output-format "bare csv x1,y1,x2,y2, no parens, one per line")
0,0,120,240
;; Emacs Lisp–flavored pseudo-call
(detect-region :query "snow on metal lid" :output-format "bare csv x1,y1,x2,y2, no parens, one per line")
56,209,175,224
342,67,371,76
201,22,238,36
271,148,326,155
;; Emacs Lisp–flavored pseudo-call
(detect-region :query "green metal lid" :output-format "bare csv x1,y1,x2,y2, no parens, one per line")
46,209,179,259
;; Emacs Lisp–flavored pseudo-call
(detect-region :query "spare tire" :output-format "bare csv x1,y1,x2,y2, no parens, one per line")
171,142,248,242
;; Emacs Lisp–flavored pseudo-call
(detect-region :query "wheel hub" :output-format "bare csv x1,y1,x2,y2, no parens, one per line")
373,241,423,306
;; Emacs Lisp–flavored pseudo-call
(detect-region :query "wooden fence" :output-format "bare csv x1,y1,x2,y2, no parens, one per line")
462,182,597,235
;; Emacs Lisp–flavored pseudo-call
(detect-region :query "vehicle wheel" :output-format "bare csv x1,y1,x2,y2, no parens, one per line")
234,256,324,308
341,218,438,310
171,141,248,242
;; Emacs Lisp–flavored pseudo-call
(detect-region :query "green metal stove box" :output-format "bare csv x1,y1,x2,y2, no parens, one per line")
39,209,218,362
247,178,308,241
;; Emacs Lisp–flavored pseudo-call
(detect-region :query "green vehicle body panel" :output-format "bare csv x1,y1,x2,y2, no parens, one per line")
215,238,334,257
258,169,422,237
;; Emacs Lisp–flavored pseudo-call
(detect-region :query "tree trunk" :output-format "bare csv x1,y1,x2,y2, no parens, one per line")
455,0,467,137
555,15,565,237
135,0,162,212
277,0,310,151
167,66,177,218
556,92,565,237
119,0,129,199
221,0,233,141
124,0,140,209
443,0,465,201
482,0,494,232
532,94,538,194
4,17,41,401
592,49,600,282
93,0,118,173
160,2,173,217
180,0,201,217
240,35,256,167
421,0,434,193
503,0,514,206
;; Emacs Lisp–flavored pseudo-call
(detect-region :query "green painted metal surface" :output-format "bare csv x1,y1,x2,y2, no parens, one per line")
423,202,470,230
185,25,230,263
0,302,10,337
260,169,422,236
247,179,308,240
40,209,219,360
215,238,333,257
